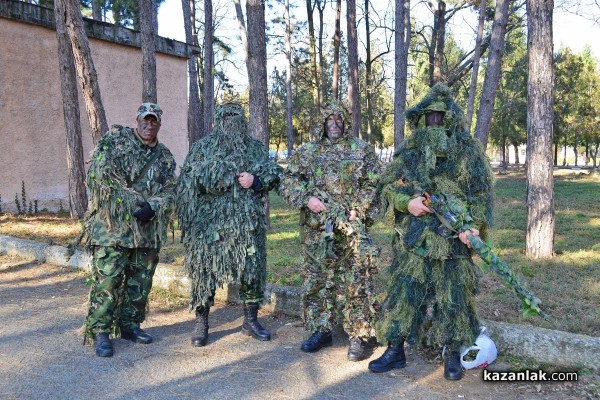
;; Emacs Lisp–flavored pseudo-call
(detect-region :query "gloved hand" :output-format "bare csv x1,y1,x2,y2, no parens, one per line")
133,201,155,222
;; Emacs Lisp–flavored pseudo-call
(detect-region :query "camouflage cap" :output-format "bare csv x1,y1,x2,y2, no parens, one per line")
424,101,447,113
137,103,162,122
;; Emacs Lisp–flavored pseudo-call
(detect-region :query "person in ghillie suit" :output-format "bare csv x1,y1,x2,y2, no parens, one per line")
82,103,177,357
279,100,383,362
367,84,494,380
177,103,282,346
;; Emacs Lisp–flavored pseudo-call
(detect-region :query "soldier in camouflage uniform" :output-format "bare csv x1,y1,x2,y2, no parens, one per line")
82,103,176,357
368,84,494,380
279,100,383,362
177,103,282,346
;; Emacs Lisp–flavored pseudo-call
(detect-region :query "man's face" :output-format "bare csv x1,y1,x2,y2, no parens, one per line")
326,114,344,140
425,111,444,127
135,115,161,145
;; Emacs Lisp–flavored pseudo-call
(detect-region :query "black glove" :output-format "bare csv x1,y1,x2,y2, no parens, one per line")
133,201,155,222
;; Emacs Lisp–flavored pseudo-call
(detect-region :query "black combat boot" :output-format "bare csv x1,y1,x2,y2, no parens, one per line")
121,327,153,344
347,338,367,361
241,303,271,341
191,306,210,347
300,330,333,352
444,350,464,380
94,332,114,357
368,341,406,373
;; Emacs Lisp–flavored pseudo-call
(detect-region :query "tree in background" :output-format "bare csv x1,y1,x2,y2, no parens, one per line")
139,0,158,103
203,0,214,136
347,0,360,137
394,0,410,149
54,0,88,218
62,0,108,144
474,0,510,150
182,0,203,144
246,0,269,146
525,0,555,258
553,48,585,166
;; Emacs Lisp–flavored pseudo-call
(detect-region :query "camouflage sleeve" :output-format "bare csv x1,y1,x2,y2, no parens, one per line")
86,127,140,214
350,143,384,220
147,146,177,217
248,140,283,192
378,154,414,214
278,146,314,209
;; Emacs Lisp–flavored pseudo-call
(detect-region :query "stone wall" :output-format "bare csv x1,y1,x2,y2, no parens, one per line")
0,0,192,212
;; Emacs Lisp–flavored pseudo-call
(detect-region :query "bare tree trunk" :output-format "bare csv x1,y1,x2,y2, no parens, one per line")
394,0,411,151
306,0,319,124
183,0,202,144
432,0,446,85
526,0,554,258
139,0,157,103
466,0,486,133
63,0,108,144
203,0,214,136
233,0,248,64
55,0,87,218
554,141,558,165
332,0,341,100
285,0,294,155
317,0,325,108
246,0,270,228
474,0,509,149
513,143,520,164
563,135,567,165
246,0,269,146
573,131,579,166
347,0,360,138
364,0,373,142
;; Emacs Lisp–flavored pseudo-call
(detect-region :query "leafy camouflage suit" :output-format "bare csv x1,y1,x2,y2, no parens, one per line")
83,122,176,339
377,84,494,351
279,104,382,340
177,104,282,310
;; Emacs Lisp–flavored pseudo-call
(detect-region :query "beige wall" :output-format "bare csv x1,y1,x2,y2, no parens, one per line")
0,18,189,213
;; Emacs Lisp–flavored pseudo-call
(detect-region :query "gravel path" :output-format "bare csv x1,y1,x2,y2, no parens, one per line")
0,254,593,400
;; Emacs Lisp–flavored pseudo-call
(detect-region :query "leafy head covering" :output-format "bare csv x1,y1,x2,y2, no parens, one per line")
405,83,466,135
214,103,248,136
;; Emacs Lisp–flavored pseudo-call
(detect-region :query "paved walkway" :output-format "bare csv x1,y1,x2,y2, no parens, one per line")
0,255,593,399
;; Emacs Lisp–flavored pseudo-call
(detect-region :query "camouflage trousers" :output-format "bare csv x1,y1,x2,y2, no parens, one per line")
84,246,159,337
193,277,264,309
302,227,379,340
380,251,480,351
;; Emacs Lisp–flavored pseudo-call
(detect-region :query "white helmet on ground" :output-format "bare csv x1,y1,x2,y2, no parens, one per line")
460,327,498,369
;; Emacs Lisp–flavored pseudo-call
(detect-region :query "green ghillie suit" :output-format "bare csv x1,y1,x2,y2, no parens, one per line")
279,101,383,341
377,84,494,351
177,104,282,310
83,121,176,340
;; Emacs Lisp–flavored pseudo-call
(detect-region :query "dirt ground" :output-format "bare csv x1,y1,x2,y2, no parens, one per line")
0,254,597,400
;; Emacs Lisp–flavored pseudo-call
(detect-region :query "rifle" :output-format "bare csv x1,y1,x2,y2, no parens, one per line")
423,192,547,319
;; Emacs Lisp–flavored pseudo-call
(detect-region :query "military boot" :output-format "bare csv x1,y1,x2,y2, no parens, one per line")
241,303,271,341
347,338,367,361
94,332,114,357
191,306,210,347
444,350,464,380
368,341,406,373
300,330,333,352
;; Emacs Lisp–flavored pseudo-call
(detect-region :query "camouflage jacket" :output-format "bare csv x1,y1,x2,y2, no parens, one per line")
279,135,383,227
85,125,176,249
